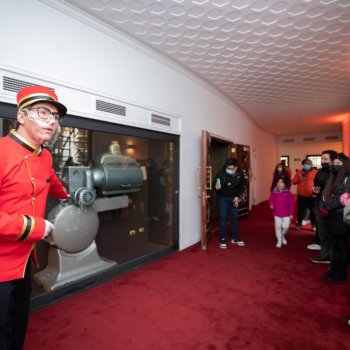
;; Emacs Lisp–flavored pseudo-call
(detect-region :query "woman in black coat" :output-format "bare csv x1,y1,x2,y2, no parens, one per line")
323,156,350,281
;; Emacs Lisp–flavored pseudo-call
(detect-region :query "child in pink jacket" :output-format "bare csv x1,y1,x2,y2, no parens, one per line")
269,178,295,248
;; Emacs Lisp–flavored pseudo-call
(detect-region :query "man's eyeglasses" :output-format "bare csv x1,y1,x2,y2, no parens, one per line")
29,107,63,124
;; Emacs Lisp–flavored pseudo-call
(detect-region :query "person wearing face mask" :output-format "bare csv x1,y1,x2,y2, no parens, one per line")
214,158,246,249
309,150,338,262
0,86,69,350
322,155,350,282
269,178,294,248
270,162,291,191
280,159,292,177
292,159,318,231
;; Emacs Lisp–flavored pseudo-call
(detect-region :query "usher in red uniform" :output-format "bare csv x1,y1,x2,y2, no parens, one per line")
0,130,68,282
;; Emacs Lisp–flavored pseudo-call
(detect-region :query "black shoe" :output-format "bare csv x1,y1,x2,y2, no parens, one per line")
311,256,331,264
323,270,334,279
323,270,347,282
329,275,347,282
295,224,301,230
219,238,227,249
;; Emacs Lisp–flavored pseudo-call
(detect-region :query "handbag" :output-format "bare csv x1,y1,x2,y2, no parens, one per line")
343,203,350,225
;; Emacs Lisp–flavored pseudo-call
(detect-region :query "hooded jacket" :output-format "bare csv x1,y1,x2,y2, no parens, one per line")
269,188,294,217
214,167,245,198
292,168,317,197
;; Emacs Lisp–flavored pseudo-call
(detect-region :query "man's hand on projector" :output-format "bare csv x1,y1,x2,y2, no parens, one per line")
43,220,55,239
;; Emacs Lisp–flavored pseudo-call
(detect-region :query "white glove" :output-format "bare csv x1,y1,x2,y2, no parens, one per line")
43,220,55,238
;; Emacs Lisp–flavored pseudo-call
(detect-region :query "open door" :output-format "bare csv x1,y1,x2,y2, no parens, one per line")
231,144,250,217
200,132,251,249
200,130,211,250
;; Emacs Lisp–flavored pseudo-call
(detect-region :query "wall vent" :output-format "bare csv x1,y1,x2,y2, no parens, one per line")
325,135,339,140
151,113,171,127
303,137,316,141
95,99,126,116
3,76,54,93
283,139,294,143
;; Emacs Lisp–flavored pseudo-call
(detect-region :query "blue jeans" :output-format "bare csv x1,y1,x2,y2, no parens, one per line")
218,195,239,241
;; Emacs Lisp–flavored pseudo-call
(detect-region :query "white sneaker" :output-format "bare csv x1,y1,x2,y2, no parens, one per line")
282,237,287,245
276,241,282,248
302,220,310,225
307,244,321,251
231,240,245,247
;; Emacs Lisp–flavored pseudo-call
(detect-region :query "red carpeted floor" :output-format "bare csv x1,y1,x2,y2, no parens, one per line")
25,201,350,350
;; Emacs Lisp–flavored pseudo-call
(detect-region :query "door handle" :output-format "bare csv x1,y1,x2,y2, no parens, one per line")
196,167,201,190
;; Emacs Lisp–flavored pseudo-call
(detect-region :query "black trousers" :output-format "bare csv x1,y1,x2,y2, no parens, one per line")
314,208,332,259
328,213,350,280
297,196,316,229
0,262,32,350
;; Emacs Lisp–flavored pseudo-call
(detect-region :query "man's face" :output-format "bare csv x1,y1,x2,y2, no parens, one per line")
321,153,331,164
17,102,59,146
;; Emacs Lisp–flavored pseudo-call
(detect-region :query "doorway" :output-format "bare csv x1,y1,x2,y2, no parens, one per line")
200,130,250,249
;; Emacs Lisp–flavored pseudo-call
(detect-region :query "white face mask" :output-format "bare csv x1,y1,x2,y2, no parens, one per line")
277,167,282,172
226,168,236,175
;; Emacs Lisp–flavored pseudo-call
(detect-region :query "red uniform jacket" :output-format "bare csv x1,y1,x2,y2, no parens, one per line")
0,130,68,282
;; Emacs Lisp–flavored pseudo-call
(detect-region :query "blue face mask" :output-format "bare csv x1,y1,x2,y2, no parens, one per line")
303,164,311,171
226,168,235,175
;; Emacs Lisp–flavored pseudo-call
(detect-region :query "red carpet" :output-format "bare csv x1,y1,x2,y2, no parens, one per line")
25,201,350,350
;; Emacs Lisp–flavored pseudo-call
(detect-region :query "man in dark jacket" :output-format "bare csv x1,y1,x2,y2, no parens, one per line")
214,158,246,249
310,150,337,263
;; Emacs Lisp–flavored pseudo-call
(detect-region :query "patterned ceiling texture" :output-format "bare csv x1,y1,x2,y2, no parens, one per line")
63,0,350,135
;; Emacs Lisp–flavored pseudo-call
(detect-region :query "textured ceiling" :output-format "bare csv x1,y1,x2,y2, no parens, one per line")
63,0,350,135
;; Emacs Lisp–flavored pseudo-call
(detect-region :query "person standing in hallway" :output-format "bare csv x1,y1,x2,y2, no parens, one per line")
292,159,317,230
309,150,338,262
0,86,69,350
323,155,350,282
269,178,294,248
214,158,246,249
270,162,291,191
280,159,292,177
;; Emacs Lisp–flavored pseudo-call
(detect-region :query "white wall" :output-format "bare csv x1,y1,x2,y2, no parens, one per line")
0,0,277,249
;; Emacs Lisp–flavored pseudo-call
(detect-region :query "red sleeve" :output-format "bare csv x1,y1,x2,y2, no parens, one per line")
292,170,300,185
48,168,69,199
0,212,46,242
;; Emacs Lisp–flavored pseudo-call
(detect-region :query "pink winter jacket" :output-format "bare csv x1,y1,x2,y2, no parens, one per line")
269,189,295,218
